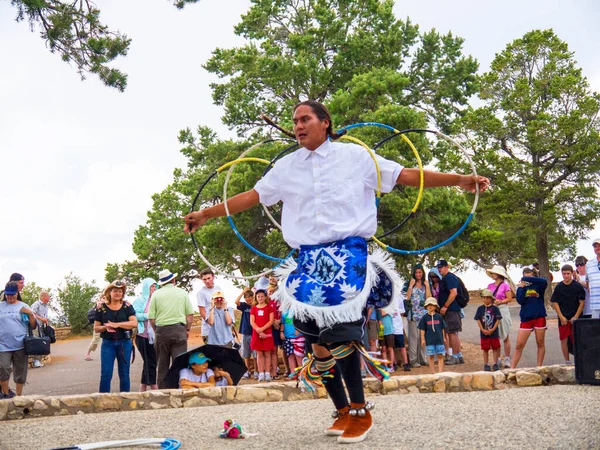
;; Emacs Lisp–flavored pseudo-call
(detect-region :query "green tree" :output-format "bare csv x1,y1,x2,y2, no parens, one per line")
108,0,481,283
56,273,99,333
460,29,600,285
20,281,52,306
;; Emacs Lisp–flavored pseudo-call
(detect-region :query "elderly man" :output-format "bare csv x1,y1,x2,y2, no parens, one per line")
30,291,51,368
149,269,194,388
585,238,600,319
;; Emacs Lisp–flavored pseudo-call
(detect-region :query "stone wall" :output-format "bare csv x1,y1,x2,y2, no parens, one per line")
0,365,577,421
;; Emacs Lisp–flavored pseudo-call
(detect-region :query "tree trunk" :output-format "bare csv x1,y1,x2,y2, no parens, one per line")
534,217,553,308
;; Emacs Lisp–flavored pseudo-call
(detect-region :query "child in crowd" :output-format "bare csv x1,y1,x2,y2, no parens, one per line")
551,264,586,365
250,289,275,381
280,310,305,372
179,352,216,389
474,289,502,371
391,293,410,371
213,367,233,387
418,298,447,373
512,268,548,368
235,288,257,379
378,308,395,372
267,285,282,377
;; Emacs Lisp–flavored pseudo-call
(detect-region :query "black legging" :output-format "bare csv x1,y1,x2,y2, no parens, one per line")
135,335,157,385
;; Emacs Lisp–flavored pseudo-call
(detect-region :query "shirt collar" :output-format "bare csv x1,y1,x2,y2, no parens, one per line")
297,139,330,161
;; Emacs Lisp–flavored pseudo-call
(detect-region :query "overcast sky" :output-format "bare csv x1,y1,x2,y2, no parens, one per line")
1,0,598,295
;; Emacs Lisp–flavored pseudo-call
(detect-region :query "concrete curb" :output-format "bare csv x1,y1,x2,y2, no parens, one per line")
0,365,576,421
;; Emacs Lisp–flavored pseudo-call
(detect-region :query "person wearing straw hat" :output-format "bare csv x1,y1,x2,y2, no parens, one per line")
417,297,447,374
94,280,137,393
486,265,516,368
149,269,194,388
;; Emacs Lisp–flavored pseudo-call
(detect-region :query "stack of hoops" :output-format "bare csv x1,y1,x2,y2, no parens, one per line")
190,122,480,280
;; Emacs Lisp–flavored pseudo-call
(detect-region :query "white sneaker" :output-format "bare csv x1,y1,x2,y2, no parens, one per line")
258,373,265,382
33,360,44,368
265,372,272,382
242,371,250,379
253,371,259,379
504,356,511,368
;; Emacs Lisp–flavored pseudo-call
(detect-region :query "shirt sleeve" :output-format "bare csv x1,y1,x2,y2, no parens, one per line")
364,153,403,194
94,308,103,323
148,298,156,320
446,274,459,291
126,304,136,318
550,284,561,303
197,291,206,308
494,306,502,320
417,315,426,330
474,306,483,321
254,162,282,206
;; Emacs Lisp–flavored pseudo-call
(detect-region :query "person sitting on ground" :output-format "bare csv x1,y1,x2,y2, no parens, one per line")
418,297,447,374
551,264,586,365
511,268,548,368
0,282,37,398
214,367,233,387
474,289,502,371
179,352,216,389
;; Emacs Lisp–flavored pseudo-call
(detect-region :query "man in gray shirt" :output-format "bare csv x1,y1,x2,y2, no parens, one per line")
31,291,50,368
196,268,222,344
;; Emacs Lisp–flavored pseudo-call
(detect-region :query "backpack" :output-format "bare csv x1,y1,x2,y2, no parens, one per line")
455,276,470,308
87,306,97,325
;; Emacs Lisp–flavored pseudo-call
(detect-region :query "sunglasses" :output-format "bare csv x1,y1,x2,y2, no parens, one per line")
575,263,586,267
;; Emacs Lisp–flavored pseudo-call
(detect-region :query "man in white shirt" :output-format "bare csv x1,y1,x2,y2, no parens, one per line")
196,268,222,343
30,291,51,368
184,100,489,443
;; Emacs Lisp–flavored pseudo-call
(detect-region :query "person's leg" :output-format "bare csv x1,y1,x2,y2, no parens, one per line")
117,339,133,392
135,335,149,390
154,328,171,389
482,348,489,365
503,335,511,359
0,352,13,395
12,349,28,395
560,338,569,362
534,328,546,367
270,348,278,377
256,351,265,375
511,328,532,368
437,351,444,373
85,329,101,359
492,347,501,367
407,321,418,366
170,327,188,366
428,353,435,374
99,340,116,393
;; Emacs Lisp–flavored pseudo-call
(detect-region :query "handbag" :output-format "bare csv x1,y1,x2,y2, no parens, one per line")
231,326,242,351
43,324,56,344
24,323,51,356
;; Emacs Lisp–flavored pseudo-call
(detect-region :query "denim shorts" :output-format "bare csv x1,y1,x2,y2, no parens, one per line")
426,344,446,356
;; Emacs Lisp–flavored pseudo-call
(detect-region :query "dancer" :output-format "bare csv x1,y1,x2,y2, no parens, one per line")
183,100,488,443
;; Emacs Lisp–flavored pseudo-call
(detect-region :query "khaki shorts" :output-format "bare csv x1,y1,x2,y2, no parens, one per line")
367,320,379,342
0,349,28,384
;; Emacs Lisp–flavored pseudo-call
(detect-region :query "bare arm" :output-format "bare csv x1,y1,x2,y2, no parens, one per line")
106,315,138,330
207,307,215,326
397,169,489,193
258,312,275,332
441,288,458,312
572,300,585,321
420,329,426,346
224,308,233,326
179,377,216,389
186,314,193,331
183,189,260,233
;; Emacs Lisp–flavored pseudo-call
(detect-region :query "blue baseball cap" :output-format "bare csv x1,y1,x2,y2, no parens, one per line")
189,352,210,366
4,282,19,295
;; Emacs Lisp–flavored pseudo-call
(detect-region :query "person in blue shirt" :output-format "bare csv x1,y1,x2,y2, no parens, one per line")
235,288,256,379
474,289,502,371
436,260,463,365
418,297,447,374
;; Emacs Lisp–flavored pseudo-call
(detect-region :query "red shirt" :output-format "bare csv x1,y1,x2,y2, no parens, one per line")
251,303,274,329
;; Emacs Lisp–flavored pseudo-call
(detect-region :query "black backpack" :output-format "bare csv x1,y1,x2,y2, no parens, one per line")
455,276,470,308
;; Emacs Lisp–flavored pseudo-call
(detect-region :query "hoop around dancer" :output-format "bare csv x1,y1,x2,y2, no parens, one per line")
184,100,489,444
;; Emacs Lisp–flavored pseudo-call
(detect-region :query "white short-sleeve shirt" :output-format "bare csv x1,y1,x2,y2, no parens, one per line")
254,139,403,248
197,285,221,335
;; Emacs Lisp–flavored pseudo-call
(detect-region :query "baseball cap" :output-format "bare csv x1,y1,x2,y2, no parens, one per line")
212,291,225,300
592,238,600,246
189,352,211,366
436,260,449,268
480,288,494,298
4,282,19,295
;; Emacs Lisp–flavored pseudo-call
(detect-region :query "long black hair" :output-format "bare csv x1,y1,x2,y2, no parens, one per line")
293,100,346,140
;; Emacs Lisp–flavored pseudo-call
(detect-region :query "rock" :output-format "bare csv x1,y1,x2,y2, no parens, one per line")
148,391,169,399
433,379,446,393
316,387,327,399
287,391,314,401
94,395,122,411
170,396,182,408
50,399,60,409
183,397,219,408
129,401,138,410
397,377,418,388
461,374,473,391
8,410,24,420
472,372,494,391
364,380,383,393
33,400,48,411
12,397,34,408
225,387,236,401
492,371,506,387
62,396,94,409
120,392,144,400
382,379,398,392
265,389,284,402
388,388,410,395
552,366,576,384
77,410,85,415
407,386,419,394
0,400,9,420
417,374,439,387
235,388,267,403
150,402,167,410
506,372,517,383
448,374,461,391
516,371,543,387
198,387,222,400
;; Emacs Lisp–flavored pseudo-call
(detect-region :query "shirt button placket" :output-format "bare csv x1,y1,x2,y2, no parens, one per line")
313,154,323,239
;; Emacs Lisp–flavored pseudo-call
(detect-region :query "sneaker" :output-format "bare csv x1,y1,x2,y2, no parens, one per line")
325,407,349,436
503,357,511,368
242,371,250,379
337,404,373,444
403,364,411,372
258,373,265,382
492,363,500,371
458,356,465,364
411,362,421,368
0,389,16,399
564,360,572,365
265,372,272,382
33,360,44,368
484,364,491,371
253,371,259,379
446,357,459,366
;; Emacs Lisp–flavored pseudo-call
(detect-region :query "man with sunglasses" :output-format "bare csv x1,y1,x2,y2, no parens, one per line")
585,239,600,319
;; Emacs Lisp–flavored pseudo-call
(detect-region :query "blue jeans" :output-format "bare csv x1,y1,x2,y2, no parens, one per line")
100,338,132,393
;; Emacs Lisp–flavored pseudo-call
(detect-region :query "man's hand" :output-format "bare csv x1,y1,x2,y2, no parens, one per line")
459,175,490,193
559,316,568,326
440,306,447,316
182,211,208,234
41,317,49,324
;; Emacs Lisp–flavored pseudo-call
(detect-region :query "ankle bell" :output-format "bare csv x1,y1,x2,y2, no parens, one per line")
349,401,374,417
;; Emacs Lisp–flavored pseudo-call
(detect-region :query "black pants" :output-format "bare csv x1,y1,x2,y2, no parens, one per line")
135,335,157,386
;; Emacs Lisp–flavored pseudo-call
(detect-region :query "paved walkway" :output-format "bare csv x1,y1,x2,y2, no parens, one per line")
2,385,598,449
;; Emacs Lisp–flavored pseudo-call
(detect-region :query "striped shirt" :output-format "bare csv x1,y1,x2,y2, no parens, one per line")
585,259,600,311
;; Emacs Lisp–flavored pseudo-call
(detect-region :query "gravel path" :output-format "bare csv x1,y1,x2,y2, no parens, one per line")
2,385,598,450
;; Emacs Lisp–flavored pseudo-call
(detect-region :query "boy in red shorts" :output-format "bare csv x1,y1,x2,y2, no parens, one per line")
511,268,548,368
551,265,586,365
474,289,502,371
